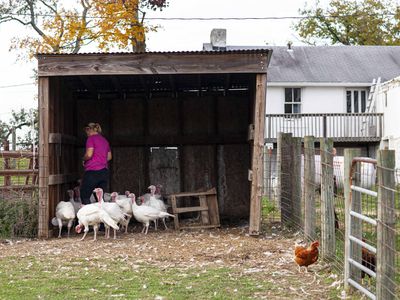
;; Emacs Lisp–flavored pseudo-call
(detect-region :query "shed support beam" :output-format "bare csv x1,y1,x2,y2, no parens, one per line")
249,73,267,235
38,77,50,238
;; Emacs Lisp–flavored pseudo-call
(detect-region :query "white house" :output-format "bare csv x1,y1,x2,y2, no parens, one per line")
204,29,400,157
376,77,400,168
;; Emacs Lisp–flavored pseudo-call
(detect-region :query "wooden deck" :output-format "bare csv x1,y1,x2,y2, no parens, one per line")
265,113,383,142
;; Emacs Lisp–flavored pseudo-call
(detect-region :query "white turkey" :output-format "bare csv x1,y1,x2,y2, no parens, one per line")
111,192,133,233
96,188,129,239
139,185,162,203
72,186,83,214
51,190,76,238
75,188,119,241
112,191,131,201
130,193,175,234
142,185,170,230
73,180,111,203
90,191,112,203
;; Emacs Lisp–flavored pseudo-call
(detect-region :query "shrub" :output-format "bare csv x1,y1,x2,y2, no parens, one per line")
0,192,38,238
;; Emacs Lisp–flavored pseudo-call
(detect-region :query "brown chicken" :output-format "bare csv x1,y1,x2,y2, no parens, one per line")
361,240,376,281
294,240,319,272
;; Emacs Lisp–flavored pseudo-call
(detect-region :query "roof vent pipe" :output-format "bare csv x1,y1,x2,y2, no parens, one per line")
287,41,293,51
210,28,227,51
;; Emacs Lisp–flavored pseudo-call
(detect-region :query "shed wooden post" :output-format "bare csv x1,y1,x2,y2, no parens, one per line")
303,136,316,239
249,73,267,235
292,137,302,228
38,77,50,238
277,132,293,226
344,148,361,291
320,138,335,259
376,150,396,300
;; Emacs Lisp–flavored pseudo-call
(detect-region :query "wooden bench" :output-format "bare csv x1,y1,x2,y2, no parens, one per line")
169,188,220,230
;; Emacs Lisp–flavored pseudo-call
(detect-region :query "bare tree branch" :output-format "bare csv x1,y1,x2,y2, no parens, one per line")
72,0,92,53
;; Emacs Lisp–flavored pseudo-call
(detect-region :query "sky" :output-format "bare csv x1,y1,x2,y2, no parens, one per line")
0,0,322,121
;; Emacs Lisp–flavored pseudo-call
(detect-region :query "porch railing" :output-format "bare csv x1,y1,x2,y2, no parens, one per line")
265,113,383,142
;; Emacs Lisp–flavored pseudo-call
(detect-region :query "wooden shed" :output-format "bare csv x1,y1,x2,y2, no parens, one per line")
36,50,271,238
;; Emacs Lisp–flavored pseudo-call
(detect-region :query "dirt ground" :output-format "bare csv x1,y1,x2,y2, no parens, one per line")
0,224,345,299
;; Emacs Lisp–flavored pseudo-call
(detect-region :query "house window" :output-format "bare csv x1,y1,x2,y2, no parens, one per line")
284,88,301,114
346,89,368,113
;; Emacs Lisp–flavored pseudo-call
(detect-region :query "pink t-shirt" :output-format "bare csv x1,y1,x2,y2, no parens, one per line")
84,134,110,171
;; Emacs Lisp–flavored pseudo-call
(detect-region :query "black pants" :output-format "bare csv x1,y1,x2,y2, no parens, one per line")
80,168,109,204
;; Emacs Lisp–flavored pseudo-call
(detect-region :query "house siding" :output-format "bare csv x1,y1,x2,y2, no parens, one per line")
376,79,400,169
266,86,346,114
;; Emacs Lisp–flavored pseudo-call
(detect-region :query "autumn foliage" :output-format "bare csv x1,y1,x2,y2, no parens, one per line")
295,0,400,46
0,0,168,58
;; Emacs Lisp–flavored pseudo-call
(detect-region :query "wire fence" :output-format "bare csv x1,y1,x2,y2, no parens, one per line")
0,142,38,238
262,133,400,299
0,145,38,199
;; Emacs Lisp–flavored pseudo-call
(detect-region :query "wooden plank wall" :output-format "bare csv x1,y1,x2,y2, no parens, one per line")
74,88,252,218
46,78,79,236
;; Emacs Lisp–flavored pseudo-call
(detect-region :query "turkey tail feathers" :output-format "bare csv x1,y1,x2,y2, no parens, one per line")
159,212,175,218
101,212,119,230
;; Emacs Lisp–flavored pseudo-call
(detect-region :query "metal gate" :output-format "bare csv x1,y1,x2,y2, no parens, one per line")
345,157,377,300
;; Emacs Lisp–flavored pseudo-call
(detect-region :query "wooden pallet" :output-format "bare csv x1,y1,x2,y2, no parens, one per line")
169,188,220,230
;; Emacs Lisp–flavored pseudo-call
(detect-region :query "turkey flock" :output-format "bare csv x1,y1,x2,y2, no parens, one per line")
51,184,174,241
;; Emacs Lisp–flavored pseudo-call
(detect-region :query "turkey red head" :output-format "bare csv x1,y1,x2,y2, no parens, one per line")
73,186,80,199
155,184,163,195
67,189,74,199
128,193,136,204
75,224,82,234
111,192,118,202
148,185,156,196
93,188,104,204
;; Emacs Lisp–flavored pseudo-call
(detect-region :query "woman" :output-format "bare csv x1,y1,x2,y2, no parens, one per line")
80,123,112,205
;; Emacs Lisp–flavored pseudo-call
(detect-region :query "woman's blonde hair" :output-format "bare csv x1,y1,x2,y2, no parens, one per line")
85,122,102,134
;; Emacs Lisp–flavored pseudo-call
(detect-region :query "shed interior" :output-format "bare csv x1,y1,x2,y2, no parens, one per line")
47,73,257,226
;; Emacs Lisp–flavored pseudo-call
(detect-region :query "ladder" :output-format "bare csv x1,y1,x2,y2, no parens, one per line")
366,77,381,113
361,77,381,135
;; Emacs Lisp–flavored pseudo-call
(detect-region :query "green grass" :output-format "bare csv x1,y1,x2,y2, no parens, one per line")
0,256,269,300
261,196,280,222
0,157,33,185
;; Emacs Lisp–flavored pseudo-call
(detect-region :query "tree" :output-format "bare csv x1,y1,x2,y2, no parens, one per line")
0,0,168,57
0,108,38,150
294,0,400,45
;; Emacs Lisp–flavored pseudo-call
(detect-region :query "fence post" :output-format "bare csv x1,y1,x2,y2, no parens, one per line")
267,116,272,140
292,137,302,229
344,148,362,291
304,136,316,240
320,138,335,259
11,127,16,151
3,140,11,186
277,132,292,225
376,149,396,300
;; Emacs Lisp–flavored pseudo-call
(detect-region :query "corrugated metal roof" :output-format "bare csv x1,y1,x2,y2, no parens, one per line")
36,49,270,56
206,45,400,84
